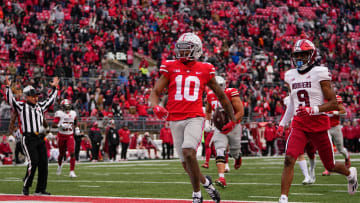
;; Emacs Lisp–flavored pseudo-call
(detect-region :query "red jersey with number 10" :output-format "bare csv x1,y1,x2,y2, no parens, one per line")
160,60,216,121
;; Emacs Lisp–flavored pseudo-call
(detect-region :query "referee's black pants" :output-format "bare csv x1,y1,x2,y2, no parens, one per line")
22,134,48,192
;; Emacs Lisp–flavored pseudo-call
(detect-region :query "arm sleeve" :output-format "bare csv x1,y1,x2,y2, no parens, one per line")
39,88,58,112
159,62,169,79
6,86,22,112
316,66,331,81
279,96,295,127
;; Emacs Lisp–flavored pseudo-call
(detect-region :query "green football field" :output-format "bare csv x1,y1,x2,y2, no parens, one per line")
0,154,359,203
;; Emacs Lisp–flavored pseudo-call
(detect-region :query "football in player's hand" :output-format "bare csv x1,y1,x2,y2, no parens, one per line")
212,108,230,131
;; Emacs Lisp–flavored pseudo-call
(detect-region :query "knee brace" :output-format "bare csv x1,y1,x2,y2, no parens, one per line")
216,148,226,157
216,148,226,163
216,156,226,164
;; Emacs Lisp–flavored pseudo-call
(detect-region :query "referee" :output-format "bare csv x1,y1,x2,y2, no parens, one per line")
5,76,59,196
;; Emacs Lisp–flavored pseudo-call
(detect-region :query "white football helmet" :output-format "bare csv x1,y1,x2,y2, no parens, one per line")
215,76,226,90
108,119,115,126
175,33,203,61
60,99,72,112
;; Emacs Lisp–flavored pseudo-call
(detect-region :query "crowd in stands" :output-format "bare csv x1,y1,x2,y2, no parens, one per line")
0,0,359,128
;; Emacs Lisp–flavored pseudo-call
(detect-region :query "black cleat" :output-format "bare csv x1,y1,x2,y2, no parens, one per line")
22,187,29,196
203,175,221,202
193,196,203,203
34,191,51,195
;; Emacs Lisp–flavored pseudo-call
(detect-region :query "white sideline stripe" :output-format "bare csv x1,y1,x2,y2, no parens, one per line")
0,194,276,203
79,185,100,188
0,179,349,187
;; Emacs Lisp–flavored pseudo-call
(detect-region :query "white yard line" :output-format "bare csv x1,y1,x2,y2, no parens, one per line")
0,178,349,187
248,196,278,199
290,193,323,196
79,185,100,188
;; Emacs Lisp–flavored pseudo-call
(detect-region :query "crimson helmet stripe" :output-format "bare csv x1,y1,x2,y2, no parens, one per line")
181,34,187,41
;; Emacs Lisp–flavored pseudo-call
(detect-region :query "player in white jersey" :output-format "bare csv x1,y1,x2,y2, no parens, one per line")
278,39,357,203
54,99,78,178
322,95,350,176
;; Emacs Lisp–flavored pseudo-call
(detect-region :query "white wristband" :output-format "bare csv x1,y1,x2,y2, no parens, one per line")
313,106,319,114
333,111,339,115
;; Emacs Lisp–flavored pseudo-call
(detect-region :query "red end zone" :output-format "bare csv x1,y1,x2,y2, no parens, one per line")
0,194,270,203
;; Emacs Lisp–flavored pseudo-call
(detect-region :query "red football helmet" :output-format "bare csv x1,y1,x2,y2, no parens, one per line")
291,39,316,72
60,99,72,112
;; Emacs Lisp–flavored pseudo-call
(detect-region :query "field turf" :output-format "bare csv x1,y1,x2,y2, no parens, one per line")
0,154,359,202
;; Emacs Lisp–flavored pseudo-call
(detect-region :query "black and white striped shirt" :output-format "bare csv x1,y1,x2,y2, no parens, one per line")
6,86,58,135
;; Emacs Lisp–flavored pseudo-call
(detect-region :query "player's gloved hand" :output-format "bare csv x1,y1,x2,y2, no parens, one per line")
326,110,339,117
60,123,70,130
153,105,168,120
204,120,213,132
296,106,319,117
276,125,284,137
221,121,236,134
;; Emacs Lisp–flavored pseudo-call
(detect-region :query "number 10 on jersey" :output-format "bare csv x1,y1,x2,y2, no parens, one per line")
174,75,200,101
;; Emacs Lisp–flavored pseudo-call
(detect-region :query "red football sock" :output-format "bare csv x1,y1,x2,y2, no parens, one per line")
58,153,63,166
205,148,211,163
70,157,75,171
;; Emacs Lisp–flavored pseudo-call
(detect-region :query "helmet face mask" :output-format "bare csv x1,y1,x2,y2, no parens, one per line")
175,33,202,62
292,39,316,72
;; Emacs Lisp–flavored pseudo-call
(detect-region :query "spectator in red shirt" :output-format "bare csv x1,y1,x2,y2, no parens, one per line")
346,121,356,152
0,135,12,163
118,125,130,161
129,131,139,150
160,122,172,159
81,136,92,161
140,132,159,159
354,121,360,153
264,122,276,156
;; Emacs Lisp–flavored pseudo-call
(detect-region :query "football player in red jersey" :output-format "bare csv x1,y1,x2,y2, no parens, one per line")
205,76,244,188
322,95,350,176
278,39,358,203
54,99,78,178
150,33,235,203
201,111,216,169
